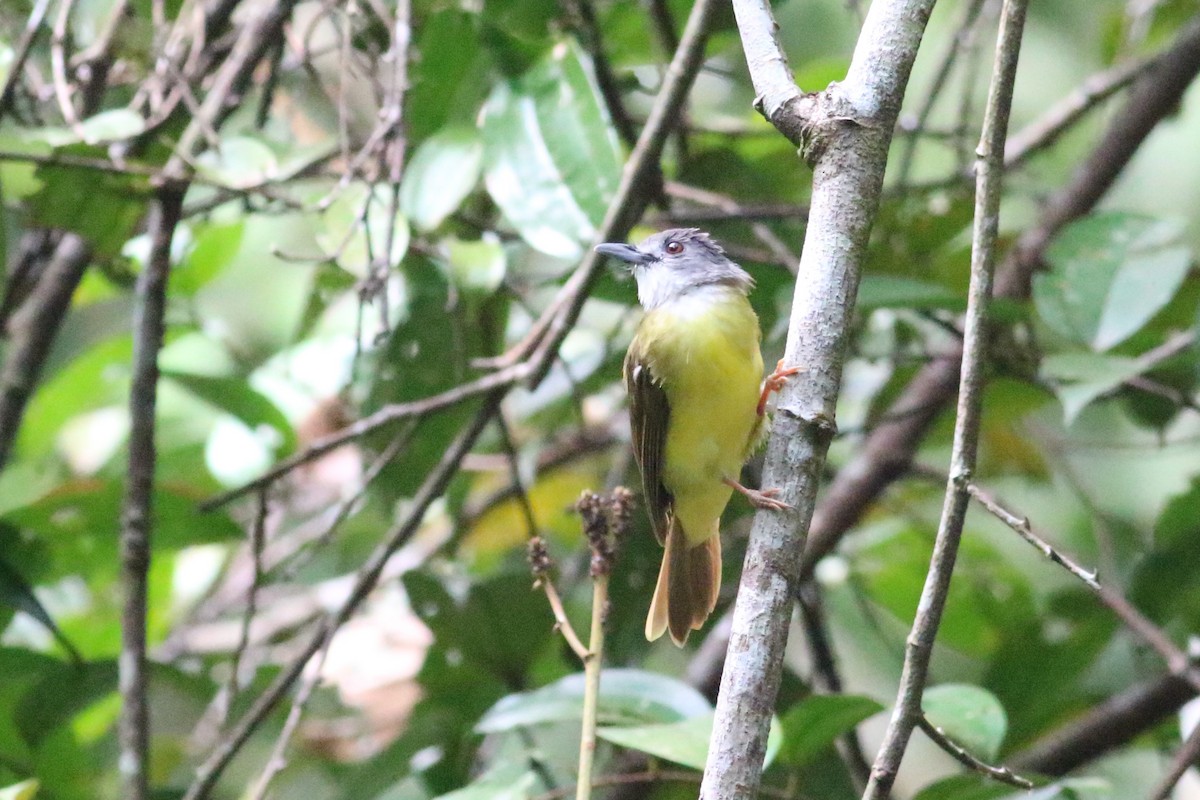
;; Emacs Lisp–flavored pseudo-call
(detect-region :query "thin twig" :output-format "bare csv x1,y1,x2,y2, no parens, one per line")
864,0,1028,794
798,0,1200,601
522,0,721,386
703,0,939,796
966,482,1200,690
180,393,505,800
895,0,988,188
0,0,53,121
0,234,91,475
118,187,184,800
1003,55,1153,167
200,363,530,510
916,715,1033,789
1147,721,1200,800
576,575,608,800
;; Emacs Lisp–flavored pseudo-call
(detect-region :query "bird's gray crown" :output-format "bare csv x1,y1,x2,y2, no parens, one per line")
595,228,754,310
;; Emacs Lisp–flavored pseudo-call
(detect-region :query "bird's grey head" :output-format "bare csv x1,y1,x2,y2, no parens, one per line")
595,228,754,310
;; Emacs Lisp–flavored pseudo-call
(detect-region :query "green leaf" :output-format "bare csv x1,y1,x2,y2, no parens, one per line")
15,660,116,746
480,39,622,258
442,237,507,296
1033,213,1192,351
318,183,410,277
196,136,279,189
0,779,40,800
0,556,81,664
1040,352,1146,424
173,220,244,296
778,694,884,767
1015,778,1111,800
4,480,241,552
475,668,712,733
912,775,1012,800
400,126,484,231
26,146,145,257
161,370,296,456
596,712,783,771
76,110,145,143
431,763,536,800
922,684,1007,762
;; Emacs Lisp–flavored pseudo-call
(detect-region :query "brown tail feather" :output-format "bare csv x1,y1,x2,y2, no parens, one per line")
645,517,721,646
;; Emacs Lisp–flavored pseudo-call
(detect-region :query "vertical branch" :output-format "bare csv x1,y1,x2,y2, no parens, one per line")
0,234,92,474
702,2,937,798
862,0,1028,795
118,187,184,800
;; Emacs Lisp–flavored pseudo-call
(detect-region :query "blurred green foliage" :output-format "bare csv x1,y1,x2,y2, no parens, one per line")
0,0,1199,798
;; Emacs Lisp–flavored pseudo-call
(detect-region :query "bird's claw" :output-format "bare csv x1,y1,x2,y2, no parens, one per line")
758,359,805,416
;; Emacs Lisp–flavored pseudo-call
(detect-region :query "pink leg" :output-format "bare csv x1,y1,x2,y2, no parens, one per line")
724,477,792,511
757,358,804,416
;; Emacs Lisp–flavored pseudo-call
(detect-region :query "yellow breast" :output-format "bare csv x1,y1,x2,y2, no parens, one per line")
631,287,763,534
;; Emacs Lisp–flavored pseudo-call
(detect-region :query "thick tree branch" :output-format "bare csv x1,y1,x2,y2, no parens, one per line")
864,0,1028,794
701,2,937,798
799,12,1200,585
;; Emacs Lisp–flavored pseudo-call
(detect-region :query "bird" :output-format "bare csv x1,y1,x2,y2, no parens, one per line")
596,228,799,645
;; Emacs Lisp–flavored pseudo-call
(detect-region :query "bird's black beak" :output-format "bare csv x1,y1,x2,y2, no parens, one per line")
595,242,654,267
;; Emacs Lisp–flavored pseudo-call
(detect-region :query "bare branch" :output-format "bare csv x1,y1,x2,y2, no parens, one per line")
799,11,1200,591
119,188,184,800
181,393,504,800
1012,674,1195,775
916,715,1033,789
702,1,938,797
1148,721,1200,800
864,0,1028,793
0,0,53,121
0,234,91,474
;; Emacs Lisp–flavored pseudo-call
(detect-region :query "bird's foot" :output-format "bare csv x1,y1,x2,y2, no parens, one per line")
757,358,804,416
724,477,792,510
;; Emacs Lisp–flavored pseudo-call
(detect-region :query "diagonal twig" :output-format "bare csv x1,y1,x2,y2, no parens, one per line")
864,0,1029,794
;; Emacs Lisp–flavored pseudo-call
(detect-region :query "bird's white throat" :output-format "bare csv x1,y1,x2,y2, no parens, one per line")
634,268,744,312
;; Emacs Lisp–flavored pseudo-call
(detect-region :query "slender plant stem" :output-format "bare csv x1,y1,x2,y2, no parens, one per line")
915,715,1031,789
576,575,608,800
118,188,184,800
702,1,937,797
863,0,1028,795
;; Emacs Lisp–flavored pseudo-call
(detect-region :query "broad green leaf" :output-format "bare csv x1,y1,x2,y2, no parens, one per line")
912,775,1012,800
4,480,241,553
76,110,145,143
1040,352,1146,424
480,39,622,258
923,684,1007,762
475,668,711,733
161,370,296,456
196,136,279,189
432,763,535,800
442,237,506,296
596,712,783,771
400,126,483,231
173,220,244,295
1012,778,1110,800
16,660,116,746
318,183,410,277
26,146,144,257
778,694,884,766
0,779,39,800
0,557,81,664
1033,213,1192,351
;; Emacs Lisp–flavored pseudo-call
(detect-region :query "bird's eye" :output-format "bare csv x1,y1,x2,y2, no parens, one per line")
665,241,684,255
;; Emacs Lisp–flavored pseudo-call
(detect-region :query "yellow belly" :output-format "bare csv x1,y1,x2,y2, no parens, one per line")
634,291,763,541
